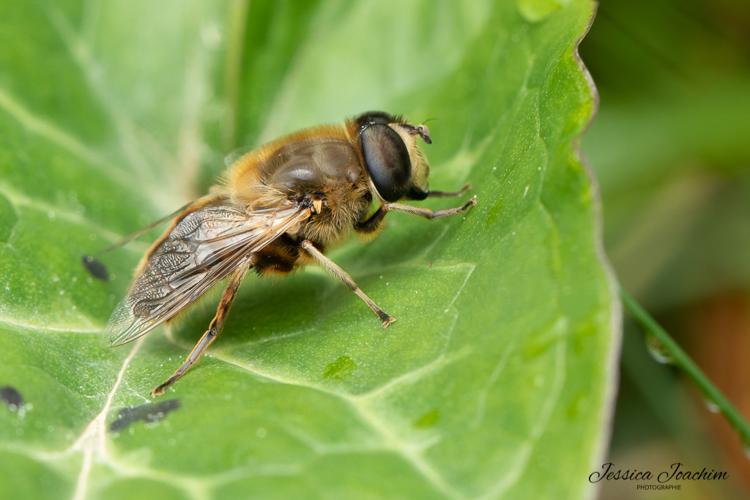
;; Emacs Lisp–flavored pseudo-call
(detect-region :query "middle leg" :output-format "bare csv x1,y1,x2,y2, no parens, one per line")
300,239,395,328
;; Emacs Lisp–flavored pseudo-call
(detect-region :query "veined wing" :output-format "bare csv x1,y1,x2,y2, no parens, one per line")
107,199,311,346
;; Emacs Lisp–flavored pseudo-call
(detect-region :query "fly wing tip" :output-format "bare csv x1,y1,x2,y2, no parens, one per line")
109,335,126,347
105,304,140,347
108,328,143,347
107,325,128,346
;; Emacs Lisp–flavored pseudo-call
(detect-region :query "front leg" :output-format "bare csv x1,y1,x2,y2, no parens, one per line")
300,240,396,328
354,188,476,233
384,195,477,220
354,206,387,234
425,183,472,198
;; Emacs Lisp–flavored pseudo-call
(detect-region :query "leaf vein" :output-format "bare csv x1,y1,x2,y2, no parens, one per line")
0,87,131,188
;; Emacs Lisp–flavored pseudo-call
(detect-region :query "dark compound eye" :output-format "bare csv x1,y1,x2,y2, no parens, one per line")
360,124,411,202
355,111,396,128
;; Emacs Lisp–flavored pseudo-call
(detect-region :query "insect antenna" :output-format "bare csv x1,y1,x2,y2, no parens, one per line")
82,201,192,281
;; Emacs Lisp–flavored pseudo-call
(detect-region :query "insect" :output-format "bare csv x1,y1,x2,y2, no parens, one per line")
85,111,476,396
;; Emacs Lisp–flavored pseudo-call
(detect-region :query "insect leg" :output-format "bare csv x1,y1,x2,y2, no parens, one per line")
300,239,396,328
384,196,477,219
354,206,387,234
425,184,472,198
151,263,250,397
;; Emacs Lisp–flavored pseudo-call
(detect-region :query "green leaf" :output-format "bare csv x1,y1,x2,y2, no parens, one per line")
0,1,618,499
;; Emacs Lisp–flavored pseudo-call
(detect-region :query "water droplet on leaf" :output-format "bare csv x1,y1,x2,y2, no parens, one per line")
517,0,567,23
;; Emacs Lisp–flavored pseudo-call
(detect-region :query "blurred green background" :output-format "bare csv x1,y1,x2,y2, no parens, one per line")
581,0,750,498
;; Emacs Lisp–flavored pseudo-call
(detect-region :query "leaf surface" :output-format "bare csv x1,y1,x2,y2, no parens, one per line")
0,1,617,499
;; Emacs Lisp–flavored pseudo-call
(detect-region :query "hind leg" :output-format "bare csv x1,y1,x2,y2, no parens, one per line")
151,263,250,396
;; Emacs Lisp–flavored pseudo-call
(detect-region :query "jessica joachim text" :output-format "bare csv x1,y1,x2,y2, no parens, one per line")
589,462,728,484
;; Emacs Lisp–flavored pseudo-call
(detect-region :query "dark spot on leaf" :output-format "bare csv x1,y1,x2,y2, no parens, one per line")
322,356,356,380
413,409,440,429
82,255,109,281
109,399,180,432
0,386,24,412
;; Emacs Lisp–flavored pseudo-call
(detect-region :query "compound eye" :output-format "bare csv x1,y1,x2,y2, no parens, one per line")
360,124,411,202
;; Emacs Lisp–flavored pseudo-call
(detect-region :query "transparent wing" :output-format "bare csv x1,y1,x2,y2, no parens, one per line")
107,200,311,346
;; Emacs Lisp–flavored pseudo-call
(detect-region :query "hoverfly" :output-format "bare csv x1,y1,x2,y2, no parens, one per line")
85,111,476,396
